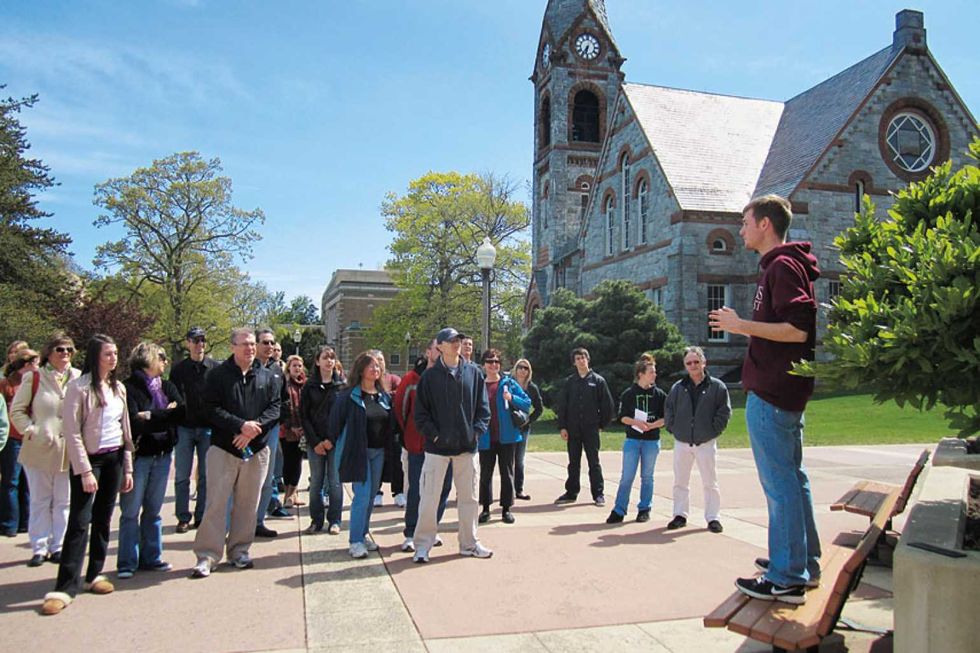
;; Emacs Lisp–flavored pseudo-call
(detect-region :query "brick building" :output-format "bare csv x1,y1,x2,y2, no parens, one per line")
526,1,977,374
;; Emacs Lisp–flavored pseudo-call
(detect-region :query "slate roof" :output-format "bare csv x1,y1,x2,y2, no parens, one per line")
623,83,784,212
754,45,900,198
544,0,619,53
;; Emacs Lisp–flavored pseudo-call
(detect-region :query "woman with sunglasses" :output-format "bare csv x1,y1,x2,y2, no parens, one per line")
10,333,80,567
478,349,531,524
0,348,41,540
117,342,183,578
41,334,134,615
510,358,543,501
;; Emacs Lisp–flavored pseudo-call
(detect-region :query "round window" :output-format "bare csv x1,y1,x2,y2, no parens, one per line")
885,112,935,172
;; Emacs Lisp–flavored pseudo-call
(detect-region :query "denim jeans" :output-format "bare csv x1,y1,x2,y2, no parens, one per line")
308,447,342,528
404,451,451,538
348,447,385,545
745,391,821,587
514,431,529,494
0,438,29,534
613,438,660,516
257,426,281,524
174,426,211,524
118,452,172,572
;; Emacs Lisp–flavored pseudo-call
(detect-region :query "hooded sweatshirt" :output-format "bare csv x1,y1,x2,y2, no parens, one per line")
742,241,820,412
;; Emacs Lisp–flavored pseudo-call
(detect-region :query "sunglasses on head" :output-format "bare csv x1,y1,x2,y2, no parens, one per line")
55,346,75,354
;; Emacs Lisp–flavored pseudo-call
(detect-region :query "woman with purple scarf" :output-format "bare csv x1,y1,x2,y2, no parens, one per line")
117,342,184,578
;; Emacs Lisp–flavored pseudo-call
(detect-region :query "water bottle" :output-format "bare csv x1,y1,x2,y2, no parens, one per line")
242,445,254,461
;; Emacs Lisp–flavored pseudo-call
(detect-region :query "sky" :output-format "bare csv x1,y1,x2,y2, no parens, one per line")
3,0,977,308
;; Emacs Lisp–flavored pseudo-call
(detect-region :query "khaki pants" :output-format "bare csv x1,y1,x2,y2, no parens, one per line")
193,446,270,564
414,451,479,554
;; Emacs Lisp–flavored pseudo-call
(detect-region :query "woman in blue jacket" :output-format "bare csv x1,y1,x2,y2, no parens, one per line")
478,349,531,525
327,351,397,559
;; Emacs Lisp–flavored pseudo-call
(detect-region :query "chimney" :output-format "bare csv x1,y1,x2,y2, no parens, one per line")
893,9,926,53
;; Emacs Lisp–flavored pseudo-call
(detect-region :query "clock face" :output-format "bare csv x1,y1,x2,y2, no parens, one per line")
542,43,551,68
575,33,600,60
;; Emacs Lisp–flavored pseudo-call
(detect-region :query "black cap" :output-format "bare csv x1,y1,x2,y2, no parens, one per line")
436,327,461,344
186,327,206,340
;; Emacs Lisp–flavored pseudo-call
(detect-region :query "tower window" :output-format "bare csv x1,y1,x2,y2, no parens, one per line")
541,97,551,148
572,90,600,143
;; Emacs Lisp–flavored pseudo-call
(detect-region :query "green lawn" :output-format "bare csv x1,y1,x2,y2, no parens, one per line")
526,391,954,452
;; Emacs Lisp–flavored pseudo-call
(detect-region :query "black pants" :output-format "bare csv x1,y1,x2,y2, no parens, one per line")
479,441,516,510
55,450,123,597
380,442,403,496
280,440,302,486
514,434,528,494
565,427,603,499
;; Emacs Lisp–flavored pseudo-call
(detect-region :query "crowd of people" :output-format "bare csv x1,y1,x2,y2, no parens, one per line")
0,193,822,612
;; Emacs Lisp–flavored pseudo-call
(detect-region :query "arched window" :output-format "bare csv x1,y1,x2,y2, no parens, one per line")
711,238,728,253
620,155,631,250
854,179,865,214
572,90,600,143
540,97,551,148
540,180,550,230
604,195,615,256
638,179,649,244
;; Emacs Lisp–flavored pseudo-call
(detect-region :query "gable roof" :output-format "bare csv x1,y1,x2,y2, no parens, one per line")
754,45,900,198
623,83,784,212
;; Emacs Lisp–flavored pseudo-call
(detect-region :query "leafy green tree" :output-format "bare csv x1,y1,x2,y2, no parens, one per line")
798,137,980,436
523,280,687,405
92,152,265,356
367,171,531,359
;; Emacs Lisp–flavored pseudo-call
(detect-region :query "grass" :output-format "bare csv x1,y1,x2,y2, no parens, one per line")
526,391,955,452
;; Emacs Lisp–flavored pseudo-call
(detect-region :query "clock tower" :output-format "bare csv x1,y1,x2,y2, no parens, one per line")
528,0,624,318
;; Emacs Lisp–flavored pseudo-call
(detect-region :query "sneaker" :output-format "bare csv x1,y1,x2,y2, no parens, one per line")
191,559,212,578
394,493,407,508
478,509,491,524
460,542,493,559
707,520,724,533
753,559,820,588
735,576,806,605
255,524,278,538
433,534,444,547
141,561,172,572
401,537,415,552
28,554,46,567
117,570,135,579
349,542,368,559
667,515,687,530
83,576,114,594
594,495,606,507
365,539,379,552
327,523,341,535
502,511,516,524
636,509,651,523
555,493,577,504
176,521,190,534
269,507,292,518
373,494,383,507
516,492,531,501
232,555,254,570
606,510,624,524
413,549,429,564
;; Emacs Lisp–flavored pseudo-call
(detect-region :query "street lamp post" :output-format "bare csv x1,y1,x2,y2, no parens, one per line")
293,327,302,356
475,237,497,352
404,331,411,374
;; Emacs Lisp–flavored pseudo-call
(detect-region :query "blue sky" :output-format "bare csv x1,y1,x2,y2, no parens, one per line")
3,1,977,307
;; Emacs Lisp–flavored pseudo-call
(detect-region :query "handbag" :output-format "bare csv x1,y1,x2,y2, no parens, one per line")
508,401,530,430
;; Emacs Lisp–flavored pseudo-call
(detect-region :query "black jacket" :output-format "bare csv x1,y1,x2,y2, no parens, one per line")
203,356,281,459
522,381,544,434
300,370,344,447
124,372,185,457
169,356,218,427
414,356,490,456
556,369,615,431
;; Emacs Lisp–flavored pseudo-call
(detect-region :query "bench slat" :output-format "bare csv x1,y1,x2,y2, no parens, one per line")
728,597,777,639
894,449,930,513
703,590,751,627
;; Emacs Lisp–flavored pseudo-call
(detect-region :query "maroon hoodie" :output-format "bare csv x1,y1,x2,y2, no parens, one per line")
742,242,820,412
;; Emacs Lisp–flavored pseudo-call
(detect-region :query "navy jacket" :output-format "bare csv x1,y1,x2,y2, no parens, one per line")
327,386,396,483
203,356,281,459
414,356,490,456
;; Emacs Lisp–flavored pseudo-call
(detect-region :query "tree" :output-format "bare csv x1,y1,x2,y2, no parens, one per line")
798,138,980,436
92,152,264,355
271,295,319,326
523,280,687,405
367,171,531,358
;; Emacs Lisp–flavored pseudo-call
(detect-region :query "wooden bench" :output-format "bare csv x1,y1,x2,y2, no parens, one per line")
830,448,930,528
704,490,900,653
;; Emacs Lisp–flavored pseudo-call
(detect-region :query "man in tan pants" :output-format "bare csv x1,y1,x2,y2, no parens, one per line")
191,328,281,578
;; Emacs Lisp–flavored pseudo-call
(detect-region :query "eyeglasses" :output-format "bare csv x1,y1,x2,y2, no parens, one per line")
54,346,75,354
684,360,702,366
515,365,529,371
158,353,168,362
259,340,276,346
190,337,206,344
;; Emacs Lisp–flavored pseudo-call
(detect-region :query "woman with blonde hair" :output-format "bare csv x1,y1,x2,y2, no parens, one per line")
280,354,307,509
510,358,543,501
10,333,80,567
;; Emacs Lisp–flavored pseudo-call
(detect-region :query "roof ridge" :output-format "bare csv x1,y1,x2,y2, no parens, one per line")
623,81,782,105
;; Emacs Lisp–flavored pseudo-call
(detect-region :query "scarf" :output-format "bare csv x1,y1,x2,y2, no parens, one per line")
135,369,168,409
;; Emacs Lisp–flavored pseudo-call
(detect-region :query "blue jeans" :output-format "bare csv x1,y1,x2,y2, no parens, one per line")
745,392,821,587
613,438,660,516
174,426,210,524
515,431,528,494
0,438,29,534
117,452,172,572
404,451,451,537
348,447,385,545
257,426,281,524
308,446,343,528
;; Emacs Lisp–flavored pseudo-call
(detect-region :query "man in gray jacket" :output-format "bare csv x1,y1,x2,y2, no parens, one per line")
664,346,731,533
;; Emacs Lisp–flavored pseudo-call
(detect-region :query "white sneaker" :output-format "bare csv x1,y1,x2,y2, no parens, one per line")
413,549,429,564
394,493,407,508
365,539,379,552
434,534,444,547
191,559,212,578
460,542,493,559
232,554,254,570
349,542,368,559
373,494,383,507
401,537,415,552
327,523,341,535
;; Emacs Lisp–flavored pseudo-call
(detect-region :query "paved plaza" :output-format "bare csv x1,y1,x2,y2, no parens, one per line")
0,443,929,652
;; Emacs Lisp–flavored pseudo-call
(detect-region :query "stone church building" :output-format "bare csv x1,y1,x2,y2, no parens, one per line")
525,0,977,374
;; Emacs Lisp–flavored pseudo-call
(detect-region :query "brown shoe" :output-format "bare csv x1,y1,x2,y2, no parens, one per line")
83,575,114,595
41,592,71,615
176,521,190,534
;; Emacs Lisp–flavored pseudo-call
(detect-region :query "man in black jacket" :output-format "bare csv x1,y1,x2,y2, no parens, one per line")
191,328,281,578
555,347,615,506
412,327,491,563
169,327,217,533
